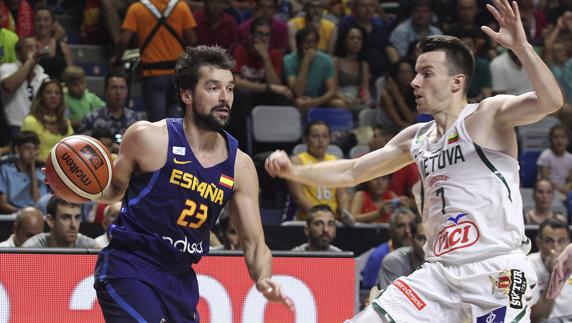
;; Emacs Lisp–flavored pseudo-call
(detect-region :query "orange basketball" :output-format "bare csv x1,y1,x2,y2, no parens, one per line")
45,135,113,203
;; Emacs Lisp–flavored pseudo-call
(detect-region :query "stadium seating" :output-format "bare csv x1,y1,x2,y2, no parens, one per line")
246,105,302,155
306,107,354,133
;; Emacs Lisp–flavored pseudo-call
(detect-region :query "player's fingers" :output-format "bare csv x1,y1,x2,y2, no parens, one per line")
481,26,498,41
485,4,503,24
492,0,508,14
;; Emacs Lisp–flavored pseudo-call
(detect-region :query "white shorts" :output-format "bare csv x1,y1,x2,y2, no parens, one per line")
370,252,538,323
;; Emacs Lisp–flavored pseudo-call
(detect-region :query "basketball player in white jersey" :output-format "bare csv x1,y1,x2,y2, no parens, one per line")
266,0,563,321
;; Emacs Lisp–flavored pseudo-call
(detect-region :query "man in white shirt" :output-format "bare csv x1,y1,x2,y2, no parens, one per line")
529,218,572,321
0,37,48,138
0,206,44,247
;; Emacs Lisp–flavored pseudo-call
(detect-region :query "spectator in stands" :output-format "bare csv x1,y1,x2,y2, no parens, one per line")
100,0,136,47
0,206,44,247
94,201,120,248
360,208,415,291
543,12,572,104
284,27,336,111
0,131,46,214
389,0,443,58
524,179,567,224
329,25,371,112
230,17,292,149
286,121,352,222
337,0,398,84
23,195,98,248
351,175,411,224
21,78,73,162
291,204,342,252
238,0,289,53
519,0,547,43
529,218,571,321
378,219,425,289
490,29,533,95
287,0,336,54
194,0,239,51
113,0,197,122
79,72,144,138
378,59,417,131
458,30,492,103
0,26,18,64
0,0,66,39
62,65,105,130
0,36,48,139
212,210,241,250
91,126,117,156
538,125,572,195
33,5,72,80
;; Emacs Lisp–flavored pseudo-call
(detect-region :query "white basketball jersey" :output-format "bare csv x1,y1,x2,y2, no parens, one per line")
411,104,526,264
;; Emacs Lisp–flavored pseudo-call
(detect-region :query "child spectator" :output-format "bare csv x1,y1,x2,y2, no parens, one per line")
537,125,572,195
63,66,105,130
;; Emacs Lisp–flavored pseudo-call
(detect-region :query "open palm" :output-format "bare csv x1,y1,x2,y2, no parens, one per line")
481,0,528,51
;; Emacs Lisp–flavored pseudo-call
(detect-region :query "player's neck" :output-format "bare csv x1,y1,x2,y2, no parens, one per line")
432,99,468,136
183,118,222,153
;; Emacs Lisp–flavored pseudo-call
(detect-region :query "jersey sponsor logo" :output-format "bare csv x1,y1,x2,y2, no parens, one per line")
429,175,449,187
173,146,186,156
419,145,466,177
476,306,506,323
490,269,527,309
433,213,480,256
173,158,192,165
169,169,225,205
391,279,426,310
162,235,204,254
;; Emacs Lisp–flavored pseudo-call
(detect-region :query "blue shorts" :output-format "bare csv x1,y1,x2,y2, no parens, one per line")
94,249,200,323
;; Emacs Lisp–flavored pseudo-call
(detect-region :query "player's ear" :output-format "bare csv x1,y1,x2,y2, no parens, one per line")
180,89,193,105
451,74,464,93
46,214,55,228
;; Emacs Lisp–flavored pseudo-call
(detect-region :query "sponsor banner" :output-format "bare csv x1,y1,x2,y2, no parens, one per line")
0,254,354,323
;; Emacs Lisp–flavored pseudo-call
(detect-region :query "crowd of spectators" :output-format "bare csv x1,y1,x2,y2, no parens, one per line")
0,0,572,315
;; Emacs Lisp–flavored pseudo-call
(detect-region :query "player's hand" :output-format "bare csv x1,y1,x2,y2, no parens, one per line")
256,278,294,310
265,150,292,178
481,0,528,51
548,243,572,299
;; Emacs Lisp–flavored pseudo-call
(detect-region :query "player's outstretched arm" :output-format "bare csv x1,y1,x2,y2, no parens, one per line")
265,124,420,188
548,243,572,299
230,150,294,308
98,121,168,203
481,0,563,127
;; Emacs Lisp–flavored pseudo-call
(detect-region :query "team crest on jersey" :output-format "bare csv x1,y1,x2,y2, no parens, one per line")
490,269,527,309
172,146,186,156
433,213,480,256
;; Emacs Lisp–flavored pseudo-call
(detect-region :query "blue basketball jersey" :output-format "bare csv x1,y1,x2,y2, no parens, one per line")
98,118,237,277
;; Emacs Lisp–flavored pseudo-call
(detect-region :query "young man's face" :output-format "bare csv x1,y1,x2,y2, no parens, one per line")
411,51,456,115
306,210,337,250
105,77,128,109
190,66,234,131
537,226,570,260
391,212,414,247
354,0,375,21
533,180,554,210
48,204,82,246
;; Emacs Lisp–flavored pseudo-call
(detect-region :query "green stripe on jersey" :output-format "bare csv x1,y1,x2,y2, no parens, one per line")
474,143,512,202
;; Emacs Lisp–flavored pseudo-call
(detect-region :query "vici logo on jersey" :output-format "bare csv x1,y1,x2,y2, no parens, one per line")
420,145,466,178
433,213,480,256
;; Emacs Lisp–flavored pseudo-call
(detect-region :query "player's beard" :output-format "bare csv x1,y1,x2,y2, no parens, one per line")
191,103,231,132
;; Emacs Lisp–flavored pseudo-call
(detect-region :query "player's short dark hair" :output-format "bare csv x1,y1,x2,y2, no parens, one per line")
303,120,331,138
175,46,235,109
418,35,474,94
306,204,335,225
12,131,40,150
537,218,569,239
46,195,81,219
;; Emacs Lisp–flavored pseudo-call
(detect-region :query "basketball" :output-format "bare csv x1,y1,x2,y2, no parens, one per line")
45,135,113,203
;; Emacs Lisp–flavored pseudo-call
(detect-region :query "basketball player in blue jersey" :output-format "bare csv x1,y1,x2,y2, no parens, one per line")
74,46,292,322
267,1,563,322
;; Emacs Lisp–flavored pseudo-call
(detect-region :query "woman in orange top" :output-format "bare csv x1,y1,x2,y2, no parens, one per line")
351,175,408,223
